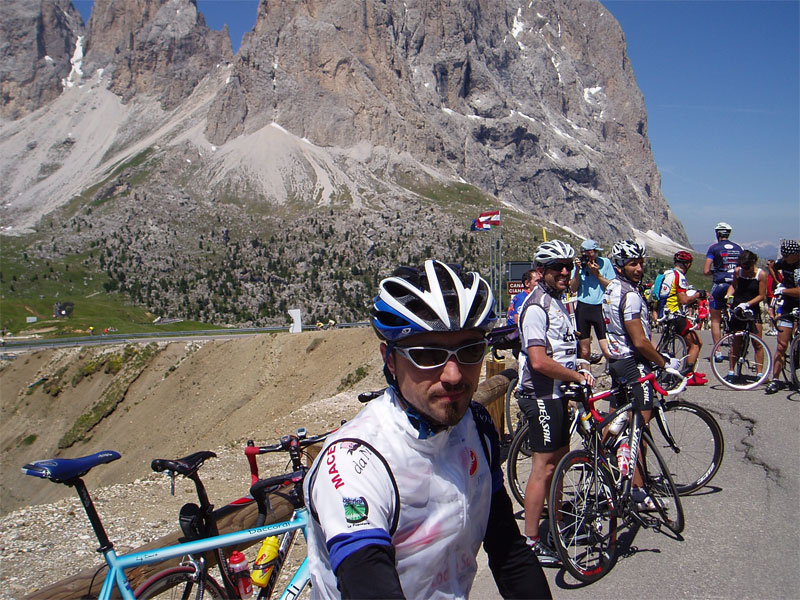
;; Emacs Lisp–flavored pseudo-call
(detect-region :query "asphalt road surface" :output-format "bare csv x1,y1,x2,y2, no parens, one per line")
473,329,799,599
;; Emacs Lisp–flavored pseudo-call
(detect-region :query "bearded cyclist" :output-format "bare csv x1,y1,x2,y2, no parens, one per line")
304,259,551,599
703,222,743,361
603,241,682,509
516,240,595,565
659,250,707,385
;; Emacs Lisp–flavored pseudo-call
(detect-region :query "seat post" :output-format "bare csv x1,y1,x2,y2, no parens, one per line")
71,478,114,553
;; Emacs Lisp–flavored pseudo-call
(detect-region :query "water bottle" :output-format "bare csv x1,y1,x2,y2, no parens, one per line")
251,535,280,588
575,405,592,434
607,411,628,436
228,550,253,598
616,441,631,478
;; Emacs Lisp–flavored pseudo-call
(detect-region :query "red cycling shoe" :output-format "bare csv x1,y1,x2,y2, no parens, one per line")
686,372,707,386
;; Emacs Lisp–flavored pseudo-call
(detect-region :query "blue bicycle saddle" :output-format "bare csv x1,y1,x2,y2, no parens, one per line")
21,450,121,483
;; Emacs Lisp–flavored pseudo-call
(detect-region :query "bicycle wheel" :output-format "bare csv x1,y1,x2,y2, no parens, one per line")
506,421,532,506
790,334,800,390
710,332,772,390
549,450,618,583
639,430,684,535
135,565,227,599
656,332,687,390
504,376,522,440
650,401,724,495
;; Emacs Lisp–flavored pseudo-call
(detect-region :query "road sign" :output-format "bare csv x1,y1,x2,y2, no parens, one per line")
508,281,526,296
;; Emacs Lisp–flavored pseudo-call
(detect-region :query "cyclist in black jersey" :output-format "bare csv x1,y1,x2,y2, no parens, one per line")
724,250,768,383
765,240,800,394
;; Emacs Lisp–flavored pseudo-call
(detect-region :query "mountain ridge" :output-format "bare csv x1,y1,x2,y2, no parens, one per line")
1,0,691,327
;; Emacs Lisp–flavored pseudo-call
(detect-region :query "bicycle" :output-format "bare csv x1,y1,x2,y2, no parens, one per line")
654,312,691,374
506,369,721,504
547,371,687,583
709,306,772,390
776,307,800,390
21,428,333,599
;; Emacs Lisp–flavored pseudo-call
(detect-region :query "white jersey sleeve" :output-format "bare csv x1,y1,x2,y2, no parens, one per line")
307,439,398,572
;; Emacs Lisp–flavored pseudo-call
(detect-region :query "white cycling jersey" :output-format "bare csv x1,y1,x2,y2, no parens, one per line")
603,277,650,359
517,285,578,398
304,388,494,600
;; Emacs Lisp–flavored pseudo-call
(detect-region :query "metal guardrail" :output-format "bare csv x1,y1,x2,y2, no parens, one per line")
0,322,371,350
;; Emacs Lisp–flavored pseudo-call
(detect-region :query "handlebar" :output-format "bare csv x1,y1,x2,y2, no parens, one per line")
245,426,340,526
560,368,687,425
245,425,340,486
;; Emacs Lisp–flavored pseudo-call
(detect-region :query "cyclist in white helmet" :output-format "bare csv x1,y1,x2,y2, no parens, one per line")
305,259,551,599
765,239,800,394
515,240,594,565
604,241,682,509
703,222,743,360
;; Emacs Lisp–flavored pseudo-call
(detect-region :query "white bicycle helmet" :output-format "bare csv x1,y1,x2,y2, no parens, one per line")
780,239,799,255
370,260,496,342
715,222,732,238
533,240,575,266
610,240,646,267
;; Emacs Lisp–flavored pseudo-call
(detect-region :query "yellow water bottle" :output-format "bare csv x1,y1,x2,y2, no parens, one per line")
251,536,280,587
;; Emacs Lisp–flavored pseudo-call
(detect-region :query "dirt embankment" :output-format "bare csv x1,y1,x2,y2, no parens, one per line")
0,328,386,515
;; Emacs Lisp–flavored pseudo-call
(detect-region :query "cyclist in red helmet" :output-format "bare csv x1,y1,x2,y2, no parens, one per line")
659,251,707,385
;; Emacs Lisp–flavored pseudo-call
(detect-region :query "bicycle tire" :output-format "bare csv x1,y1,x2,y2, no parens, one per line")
640,430,684,535
506,421,532,506
656,331,687,389
790,334,800,390
710,332,772,390
504,376,522,441
135,565,227,599
548,450,618,583
650,401,724,495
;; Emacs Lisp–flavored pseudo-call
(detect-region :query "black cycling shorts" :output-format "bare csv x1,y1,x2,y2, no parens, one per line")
516,391,570,452
670,315,693,337
608,357,654,410
575,302,607,341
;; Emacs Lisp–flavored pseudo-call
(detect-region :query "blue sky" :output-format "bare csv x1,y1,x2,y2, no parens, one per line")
74,0,798,249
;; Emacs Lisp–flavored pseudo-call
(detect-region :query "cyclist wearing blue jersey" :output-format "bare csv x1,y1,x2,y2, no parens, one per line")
305,260,551,599
703,222,743,361
506,269,539,325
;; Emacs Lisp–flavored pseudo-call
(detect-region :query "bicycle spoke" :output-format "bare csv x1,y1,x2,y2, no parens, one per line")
550,451,617,583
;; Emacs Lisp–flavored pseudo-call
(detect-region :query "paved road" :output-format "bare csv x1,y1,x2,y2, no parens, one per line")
473,330,799,599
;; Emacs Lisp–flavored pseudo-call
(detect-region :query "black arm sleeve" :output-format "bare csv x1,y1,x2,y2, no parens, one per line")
483,487,552,600
335,544,405,599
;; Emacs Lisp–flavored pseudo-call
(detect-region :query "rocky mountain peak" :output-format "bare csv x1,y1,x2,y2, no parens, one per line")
204,0,687,244
85,0,233,109
0,0,85,119
1,0,692,327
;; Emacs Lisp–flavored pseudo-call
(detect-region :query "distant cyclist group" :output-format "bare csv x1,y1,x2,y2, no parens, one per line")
505,223,798,567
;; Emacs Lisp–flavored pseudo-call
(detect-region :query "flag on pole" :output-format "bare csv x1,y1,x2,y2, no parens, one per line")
470,210,500,231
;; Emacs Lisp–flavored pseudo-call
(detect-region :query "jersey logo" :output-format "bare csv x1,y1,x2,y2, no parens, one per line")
343,496,369,523
469,449,478,476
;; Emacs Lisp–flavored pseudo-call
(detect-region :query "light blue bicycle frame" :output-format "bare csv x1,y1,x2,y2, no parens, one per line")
94,507,310,600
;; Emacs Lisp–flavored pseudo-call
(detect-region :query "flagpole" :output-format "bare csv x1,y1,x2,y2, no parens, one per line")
498,209,503,316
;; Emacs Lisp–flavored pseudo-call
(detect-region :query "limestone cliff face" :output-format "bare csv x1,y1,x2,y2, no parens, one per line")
203,0,686,243
1,0,688,254
85,0,233,109
0,0,85,119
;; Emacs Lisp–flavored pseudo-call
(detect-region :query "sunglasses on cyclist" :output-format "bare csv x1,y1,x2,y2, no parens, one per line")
393,340,488,369
544,261,573,272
